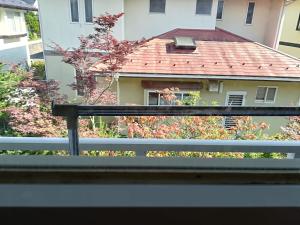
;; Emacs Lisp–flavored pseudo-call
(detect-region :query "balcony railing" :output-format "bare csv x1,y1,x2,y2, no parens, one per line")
0,105,300,223
50,104,300,156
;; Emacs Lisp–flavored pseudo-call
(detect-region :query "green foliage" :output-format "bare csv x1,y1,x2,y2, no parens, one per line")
25,12,40,40
0,66,24,134
31,61,46,80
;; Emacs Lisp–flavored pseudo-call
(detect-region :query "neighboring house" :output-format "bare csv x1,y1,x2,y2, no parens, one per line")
278,0,300,58
0,0,37,66
37,0,299,132
39,0,286,94
93,28,300,132
22,0,38,9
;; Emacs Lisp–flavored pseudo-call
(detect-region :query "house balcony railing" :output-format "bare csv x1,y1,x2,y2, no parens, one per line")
1,105,300,224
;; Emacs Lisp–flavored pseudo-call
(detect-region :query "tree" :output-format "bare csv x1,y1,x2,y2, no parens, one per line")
281,116,300,140
52,13,144,105
25,12,40,40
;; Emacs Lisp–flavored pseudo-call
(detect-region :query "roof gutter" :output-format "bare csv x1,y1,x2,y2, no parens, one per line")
0,4,37,11
118,73,300,82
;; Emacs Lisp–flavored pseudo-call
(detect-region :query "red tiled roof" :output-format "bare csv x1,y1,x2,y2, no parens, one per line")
96,28,300,79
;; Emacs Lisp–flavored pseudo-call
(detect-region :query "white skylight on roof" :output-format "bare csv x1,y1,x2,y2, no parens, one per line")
174,36,196,50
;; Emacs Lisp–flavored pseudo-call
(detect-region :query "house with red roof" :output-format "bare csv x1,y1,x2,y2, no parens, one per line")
95,28,300,131
37,0,300,131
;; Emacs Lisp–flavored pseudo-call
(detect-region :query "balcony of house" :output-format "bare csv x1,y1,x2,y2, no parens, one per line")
0,104,300,224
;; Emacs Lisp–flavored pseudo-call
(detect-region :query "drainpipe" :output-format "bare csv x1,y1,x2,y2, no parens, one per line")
273,0,286,49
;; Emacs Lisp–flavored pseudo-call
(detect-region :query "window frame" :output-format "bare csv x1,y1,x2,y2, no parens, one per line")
145,89,192,106
84,0,94,24
216,0,224,20
225,91,247,106
224,91,247,128
296,13,300,31
5,10,22,34
149,0,166,14
245,1,255,25
69,0,80,23
196,0,213,15
255,86,278,104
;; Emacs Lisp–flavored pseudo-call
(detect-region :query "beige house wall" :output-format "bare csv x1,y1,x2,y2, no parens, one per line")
118,77,300,133
278,0,300,58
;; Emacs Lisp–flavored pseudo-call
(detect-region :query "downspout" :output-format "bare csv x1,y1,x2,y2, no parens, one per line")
274,0,297,49
273,0,286,49
116,73,120,105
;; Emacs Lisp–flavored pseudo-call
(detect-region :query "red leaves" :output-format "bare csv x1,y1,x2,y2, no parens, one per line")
51,13,144,105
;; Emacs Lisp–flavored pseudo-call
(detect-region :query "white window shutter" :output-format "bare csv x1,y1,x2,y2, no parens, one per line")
224,93,245,128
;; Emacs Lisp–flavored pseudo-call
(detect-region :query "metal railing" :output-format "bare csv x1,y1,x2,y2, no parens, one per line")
51,104,300,156
0,136,298,159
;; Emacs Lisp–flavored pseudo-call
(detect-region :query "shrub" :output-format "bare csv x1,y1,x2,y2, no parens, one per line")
31,61,46,80
25,12,40,41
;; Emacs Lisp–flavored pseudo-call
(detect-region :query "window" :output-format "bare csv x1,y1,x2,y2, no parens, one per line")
147,91,191,105
196,0,213,15
224,92,246,128
297,13,300,31
85,0,93,23
255,87,277,103
6,11,22,33
216,0,224,20
150,0,166,13
245,2,255,25
70,0,79,22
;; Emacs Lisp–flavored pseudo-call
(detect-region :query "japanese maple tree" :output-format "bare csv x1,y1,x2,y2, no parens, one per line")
52,13,144,105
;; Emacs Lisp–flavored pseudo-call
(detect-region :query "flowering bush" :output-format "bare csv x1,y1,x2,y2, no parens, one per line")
120,88,282,158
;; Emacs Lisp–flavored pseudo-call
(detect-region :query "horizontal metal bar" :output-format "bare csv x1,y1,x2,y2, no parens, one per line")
0,137,300,154
1,156,300,171
1,184,300,207
52,104,300,117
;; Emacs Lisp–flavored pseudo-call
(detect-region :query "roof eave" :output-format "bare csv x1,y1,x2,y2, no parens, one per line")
117,72,300,82
0,4,37,11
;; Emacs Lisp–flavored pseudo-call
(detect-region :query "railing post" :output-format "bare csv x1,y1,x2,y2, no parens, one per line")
67,115,79,156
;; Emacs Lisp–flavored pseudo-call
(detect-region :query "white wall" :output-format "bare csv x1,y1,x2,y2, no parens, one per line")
124,0,218,40
44,54,76,97
39,0,125,50
263,0,284,48
216,0,284,47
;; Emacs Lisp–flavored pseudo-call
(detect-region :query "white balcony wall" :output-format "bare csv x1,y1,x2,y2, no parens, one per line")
39,0,125,50
124,0,218,40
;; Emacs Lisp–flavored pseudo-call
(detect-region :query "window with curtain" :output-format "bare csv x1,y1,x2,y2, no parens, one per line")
150,0,166,13
246,2,255,24
216,0,224,20
255,87,277,103
70,0,79,22
85,0,93,23
147,91,191,105
6,11,22,33
196,0,213,15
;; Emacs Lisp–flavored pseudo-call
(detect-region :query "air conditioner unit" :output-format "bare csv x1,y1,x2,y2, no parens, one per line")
208,80,224,93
